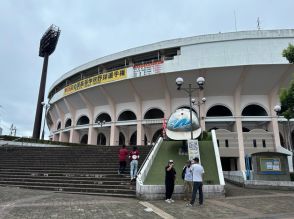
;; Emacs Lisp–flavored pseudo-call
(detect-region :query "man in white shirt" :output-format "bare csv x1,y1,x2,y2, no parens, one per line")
186,157,204,207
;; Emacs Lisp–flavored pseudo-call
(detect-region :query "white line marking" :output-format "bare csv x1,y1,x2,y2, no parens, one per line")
139,201,175,219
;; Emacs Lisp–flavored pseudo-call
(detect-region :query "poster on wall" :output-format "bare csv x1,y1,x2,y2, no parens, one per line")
133,60,163,77
260,157,281,173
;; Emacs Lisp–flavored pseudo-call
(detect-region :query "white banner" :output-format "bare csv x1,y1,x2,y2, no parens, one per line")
133,61,163,77
188,139,200,162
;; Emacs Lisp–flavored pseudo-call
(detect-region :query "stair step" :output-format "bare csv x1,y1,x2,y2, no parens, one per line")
0,145,153,197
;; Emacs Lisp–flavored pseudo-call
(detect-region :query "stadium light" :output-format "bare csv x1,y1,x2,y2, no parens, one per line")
32,25,60,139
175,76,205,139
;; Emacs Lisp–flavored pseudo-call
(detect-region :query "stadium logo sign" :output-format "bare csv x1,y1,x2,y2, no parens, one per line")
166,108,201,140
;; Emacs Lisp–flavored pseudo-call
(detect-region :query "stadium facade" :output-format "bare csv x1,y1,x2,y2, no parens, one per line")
47,29,294,171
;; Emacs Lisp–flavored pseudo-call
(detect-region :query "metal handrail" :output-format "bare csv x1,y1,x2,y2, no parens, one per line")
136,144,156,177
0,136,23,146
136,137,163,185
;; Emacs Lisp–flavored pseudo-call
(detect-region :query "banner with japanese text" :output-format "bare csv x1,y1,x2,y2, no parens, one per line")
64,68,127,96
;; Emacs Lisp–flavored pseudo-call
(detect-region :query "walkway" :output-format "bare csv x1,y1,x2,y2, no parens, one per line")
0,183,294,218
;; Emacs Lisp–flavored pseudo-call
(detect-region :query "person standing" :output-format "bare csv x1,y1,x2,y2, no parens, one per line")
165,160,176,203
182,160,193,201
186,157,204,207
129,146,140,181
118,144,128,174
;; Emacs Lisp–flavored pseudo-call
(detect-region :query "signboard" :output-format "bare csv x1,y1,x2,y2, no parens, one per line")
133,60,163,77
260,157,281,174
188,139,200,162
166,108,201,140
64,68,127,95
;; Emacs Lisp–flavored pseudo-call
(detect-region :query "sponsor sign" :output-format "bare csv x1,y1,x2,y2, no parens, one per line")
188,139,200,162
64,68,127,95
133,60,163,77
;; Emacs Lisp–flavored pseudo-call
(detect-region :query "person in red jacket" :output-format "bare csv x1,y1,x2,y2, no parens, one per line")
118,144,128,174
129,146,140,181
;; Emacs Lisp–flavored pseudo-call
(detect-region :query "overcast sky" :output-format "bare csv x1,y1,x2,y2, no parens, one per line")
0,0,293,138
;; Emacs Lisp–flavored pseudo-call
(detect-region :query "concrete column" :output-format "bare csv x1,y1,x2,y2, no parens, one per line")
59,132,67,142
69,128,79,143
161,74,171,118
137,122,145,145
88,126,98,145
234,92,246,171
53,134,59,142
235,118,245,171
110,124,119,146
268,91,282,151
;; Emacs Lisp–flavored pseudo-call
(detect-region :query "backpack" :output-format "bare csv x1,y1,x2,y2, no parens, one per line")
181,166,187,180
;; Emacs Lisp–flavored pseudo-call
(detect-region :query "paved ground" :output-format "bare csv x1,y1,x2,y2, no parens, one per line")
0,183,294,219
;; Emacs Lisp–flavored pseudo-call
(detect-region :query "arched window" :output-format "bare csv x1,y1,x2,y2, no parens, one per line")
80,134,88,144
152,129,163,143
57,122,61,130
280,133,285,147
130,131,137,145
144,108,164,119
207,105,232,117
119,132,125,145
97,133,106,145
242,104,268,116
118,111,137,121
65,119,72,128
95,113,111,123
77,116,90,125
242,127,250,132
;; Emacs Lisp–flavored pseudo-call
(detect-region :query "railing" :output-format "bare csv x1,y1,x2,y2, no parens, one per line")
0,135,90,147
0,136,24,146
136,137,163,186
211,130,225,185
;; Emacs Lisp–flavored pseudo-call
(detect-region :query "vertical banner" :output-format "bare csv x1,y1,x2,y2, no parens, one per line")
188,139,200,162
162,116,167,139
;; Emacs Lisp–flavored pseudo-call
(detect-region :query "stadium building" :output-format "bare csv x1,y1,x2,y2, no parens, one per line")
47,29,294,172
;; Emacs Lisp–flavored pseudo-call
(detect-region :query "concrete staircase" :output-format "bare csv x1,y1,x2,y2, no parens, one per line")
0,145,152,198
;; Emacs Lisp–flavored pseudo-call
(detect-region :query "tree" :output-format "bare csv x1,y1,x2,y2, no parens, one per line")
279,81,294,120
282,43,294,64
280,43,294,119
279,44,294,151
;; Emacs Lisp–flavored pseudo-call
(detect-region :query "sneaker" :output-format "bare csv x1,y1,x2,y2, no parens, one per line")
186,203,193,207
165,199,171,204
169,199,175,203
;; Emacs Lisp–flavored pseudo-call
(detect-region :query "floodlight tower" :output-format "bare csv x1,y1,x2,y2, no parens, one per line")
32,25,60,139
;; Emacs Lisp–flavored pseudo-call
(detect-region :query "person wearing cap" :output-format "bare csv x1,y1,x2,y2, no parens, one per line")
182,160,193,201
165,160,176,203
186,157,204,207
